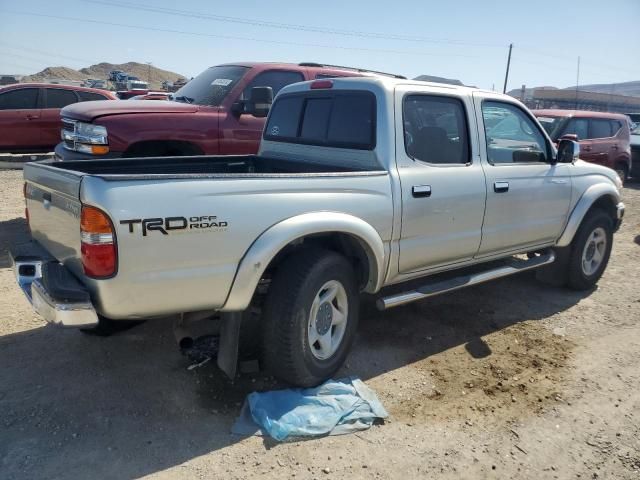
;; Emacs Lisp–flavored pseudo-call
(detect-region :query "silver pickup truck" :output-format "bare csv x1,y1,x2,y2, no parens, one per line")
12,77,625,387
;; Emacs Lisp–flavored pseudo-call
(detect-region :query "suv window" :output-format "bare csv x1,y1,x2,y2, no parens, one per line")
562,118,589,140
0,88,39,109
45,88,79,109
482,101,549,164
264,91,375,150
403,95,469,164
241,70,304,100
78,91,109,102
589,119,612,139
609,120,622,136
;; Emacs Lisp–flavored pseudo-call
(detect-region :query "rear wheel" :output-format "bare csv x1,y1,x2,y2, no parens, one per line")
567,210,613,290
261,248,359,387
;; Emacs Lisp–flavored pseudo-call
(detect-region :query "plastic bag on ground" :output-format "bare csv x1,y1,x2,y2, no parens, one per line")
231,377,388,441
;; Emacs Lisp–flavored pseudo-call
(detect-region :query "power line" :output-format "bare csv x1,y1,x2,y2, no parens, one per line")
0,10,477,59
0,42,98,65
83,0,504,48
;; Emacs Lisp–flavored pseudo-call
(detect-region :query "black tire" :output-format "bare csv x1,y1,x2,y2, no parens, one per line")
261,248,359,387
80,316,144,337
567,209,613,290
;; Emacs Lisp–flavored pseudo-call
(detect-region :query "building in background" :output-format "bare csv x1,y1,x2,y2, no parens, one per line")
530,89,640,113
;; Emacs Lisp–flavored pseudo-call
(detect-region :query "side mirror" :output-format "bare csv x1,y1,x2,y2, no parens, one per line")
245,86,273,118
557,139,580,163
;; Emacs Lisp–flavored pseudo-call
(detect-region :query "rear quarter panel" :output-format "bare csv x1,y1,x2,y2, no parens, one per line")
80,173,393,319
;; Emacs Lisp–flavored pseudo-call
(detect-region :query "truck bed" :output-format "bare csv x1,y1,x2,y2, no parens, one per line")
47,154,382,179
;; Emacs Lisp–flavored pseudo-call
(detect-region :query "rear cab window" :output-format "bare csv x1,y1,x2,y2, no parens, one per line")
264,90,376,150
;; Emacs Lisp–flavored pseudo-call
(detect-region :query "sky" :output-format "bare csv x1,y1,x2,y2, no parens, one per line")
0,0,639,91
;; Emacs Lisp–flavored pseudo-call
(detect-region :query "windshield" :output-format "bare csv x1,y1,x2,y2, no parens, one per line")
173,65,249,106
535,116,564,138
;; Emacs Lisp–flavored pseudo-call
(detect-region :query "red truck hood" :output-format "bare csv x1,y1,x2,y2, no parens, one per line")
61,100,201,122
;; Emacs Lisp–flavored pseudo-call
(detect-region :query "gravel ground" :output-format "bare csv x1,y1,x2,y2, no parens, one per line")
1,168,639,480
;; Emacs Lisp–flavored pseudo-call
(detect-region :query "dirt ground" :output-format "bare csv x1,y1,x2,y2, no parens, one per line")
1,168,639,480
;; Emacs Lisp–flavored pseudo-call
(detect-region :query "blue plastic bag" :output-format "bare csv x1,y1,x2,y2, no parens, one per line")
232,377,388,441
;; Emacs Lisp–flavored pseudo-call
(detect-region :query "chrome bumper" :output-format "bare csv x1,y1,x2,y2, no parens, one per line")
11,243,99,328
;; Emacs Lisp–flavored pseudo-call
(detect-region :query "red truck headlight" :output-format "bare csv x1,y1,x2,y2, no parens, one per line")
80,205,117,278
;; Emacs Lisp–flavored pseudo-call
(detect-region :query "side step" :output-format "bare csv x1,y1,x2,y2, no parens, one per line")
377,250,555,310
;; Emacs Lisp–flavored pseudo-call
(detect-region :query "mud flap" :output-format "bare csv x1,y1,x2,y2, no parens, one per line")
217,312,242,379
535,246,571,287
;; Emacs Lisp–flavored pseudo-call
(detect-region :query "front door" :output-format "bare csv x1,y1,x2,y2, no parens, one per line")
39,88,81,149
220,69,305,154
474,95,572,256
397,87,487,273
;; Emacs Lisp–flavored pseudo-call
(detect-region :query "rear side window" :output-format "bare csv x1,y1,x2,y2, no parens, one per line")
264,91,376,150
589,119,612,139
404,94,470,164
46,88,79,109
78,91,109,102
610,120,623,135
0,88,39,109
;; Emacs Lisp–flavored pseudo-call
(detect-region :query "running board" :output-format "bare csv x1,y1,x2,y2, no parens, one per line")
376,251,555,310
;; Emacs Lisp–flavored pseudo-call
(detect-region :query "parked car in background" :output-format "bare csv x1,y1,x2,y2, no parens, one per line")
631,123,640,179
129,92,170,100
54,62,403,160
109,70,124,82
534,109,632,183
0,83,116,153
84,79,107,90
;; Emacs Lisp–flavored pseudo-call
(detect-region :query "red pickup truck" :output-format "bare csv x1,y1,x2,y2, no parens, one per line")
56,62,401,159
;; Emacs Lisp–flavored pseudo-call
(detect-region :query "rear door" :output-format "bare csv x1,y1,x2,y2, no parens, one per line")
220,69,305,154
0,87,42,152
473,94,572,256
39,88,81,149
587,118,615,167
396,86,486,273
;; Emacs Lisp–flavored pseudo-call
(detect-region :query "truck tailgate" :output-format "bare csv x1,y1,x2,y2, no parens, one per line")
24,162,84,278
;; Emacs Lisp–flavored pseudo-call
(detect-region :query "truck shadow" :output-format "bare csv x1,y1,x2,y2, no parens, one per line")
0,267,590,479
0,217,28,268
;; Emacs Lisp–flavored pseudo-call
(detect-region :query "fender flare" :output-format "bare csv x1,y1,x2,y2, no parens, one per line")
221,212,386,312
556,183,621,247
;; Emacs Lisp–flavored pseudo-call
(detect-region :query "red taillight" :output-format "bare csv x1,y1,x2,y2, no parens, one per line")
80,205,116,278
310,80,333,89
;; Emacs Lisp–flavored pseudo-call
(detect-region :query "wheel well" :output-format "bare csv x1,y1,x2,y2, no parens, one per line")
123,140,203,157
587,194,617,223
262,233,374,291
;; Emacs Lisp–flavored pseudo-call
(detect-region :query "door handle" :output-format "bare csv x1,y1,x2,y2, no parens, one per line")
612,145,619,150
494,181,509,193
25,114,39,120
583,146,592,152
412,185,431,198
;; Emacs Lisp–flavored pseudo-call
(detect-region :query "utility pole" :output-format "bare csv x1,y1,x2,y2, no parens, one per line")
502,43,513,94
574,56,580,109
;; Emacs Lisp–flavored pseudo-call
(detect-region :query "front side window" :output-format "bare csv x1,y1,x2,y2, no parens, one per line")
482,101,548,164
561,118,589,140
45,88,79,109
264,91,375,150
241,70,304,100
589,119,612,139
403,94,469,164
0,88,39,109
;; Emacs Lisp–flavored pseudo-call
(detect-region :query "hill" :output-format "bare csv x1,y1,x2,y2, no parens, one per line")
22,62,186,90
563,80,640,97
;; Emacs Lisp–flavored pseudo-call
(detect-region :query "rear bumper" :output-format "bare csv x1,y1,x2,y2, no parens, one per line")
10,242,99,328
54,142,123,161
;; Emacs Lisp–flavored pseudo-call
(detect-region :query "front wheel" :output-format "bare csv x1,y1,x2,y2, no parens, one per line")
567,210,613,290
261,249,359,387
